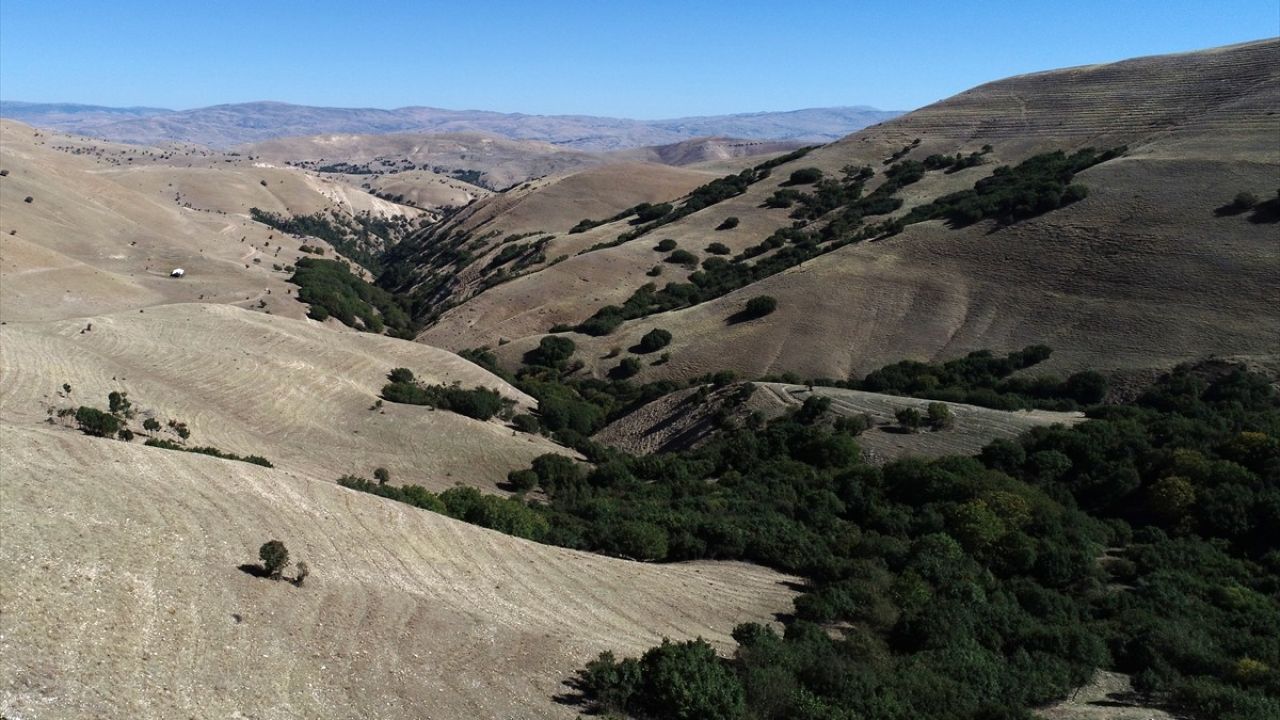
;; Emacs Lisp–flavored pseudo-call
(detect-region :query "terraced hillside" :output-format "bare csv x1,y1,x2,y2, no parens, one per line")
0,303,569,489
0,423,797,719
417,39,1278,383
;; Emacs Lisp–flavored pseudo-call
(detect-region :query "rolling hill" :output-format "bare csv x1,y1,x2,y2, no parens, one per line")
409,39,1278,384
0,117,802,719
0,422,796,719
0,100,902,150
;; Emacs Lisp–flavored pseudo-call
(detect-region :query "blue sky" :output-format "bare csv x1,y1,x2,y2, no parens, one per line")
1,1,1275,117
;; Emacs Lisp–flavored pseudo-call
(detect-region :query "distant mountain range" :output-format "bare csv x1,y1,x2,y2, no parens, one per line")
0,100,903,150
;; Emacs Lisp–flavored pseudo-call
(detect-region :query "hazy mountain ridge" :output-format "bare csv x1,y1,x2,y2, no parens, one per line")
0,100,901,150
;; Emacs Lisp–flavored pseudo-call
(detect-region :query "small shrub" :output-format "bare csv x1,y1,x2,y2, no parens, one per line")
787,167,823,185
258,540,290,579
835,413,874,435
1232,191,1259,210
635,203,673,223
292,560,309,586
927,402,955,430
374,467,390,485
666,249,697,266
612,357,642,380
716,217,739,230
705,242,731,255
646,265,663,277
744,295,777,319
142,418,161,432
655,239,677,252
524,336,576,369
168,419,191,440
108,391,131,416
512,414,541,434
638,328,672,353
388,367,415,384
508,468,539,492
895,407,923,433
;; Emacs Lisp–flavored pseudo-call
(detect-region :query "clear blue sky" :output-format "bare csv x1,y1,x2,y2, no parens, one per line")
1,0,1275,117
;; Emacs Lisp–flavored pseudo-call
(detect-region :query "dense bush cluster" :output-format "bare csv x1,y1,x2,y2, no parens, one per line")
743,295,778,319
902,147,1123,227
568,363,1279,720
289,258,415,337
833,345,1109,411
339,475,549,539
381,368,512,421
250,207,409,272
637,328,672,353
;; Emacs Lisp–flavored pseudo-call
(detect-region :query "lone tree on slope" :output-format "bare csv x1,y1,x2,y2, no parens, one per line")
258,540,290,579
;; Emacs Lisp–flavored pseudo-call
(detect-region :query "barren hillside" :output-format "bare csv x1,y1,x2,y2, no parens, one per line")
240,132,609,191
0,120,421,321
0,422,797,719
413,40,1278,384
0,303,570,489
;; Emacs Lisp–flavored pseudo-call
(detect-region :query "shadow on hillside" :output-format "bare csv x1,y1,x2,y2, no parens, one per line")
237,563,270,578
1248,198,1280,223
1213,202,1252,217
725,309,761,326
552,676,590,710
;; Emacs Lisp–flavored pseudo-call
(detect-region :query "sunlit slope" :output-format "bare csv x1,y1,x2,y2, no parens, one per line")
425,39,1280,379
0,423,797,719
0,119,408,322
0,303,567,489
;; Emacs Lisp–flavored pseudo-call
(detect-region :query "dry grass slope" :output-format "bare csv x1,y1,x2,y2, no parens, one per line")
425,40,1280,383
0,303,566,490
0,424,797,719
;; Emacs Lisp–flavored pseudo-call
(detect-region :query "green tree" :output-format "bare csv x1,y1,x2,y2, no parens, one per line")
927,402,955,430
388,367,415,384
637,639,746,720
108,391,131,416
75,406,121,437
896,407,923,433
373,467,390,485
638,328,673,353
524,335,576,368
744,296,777,319
612,357,642,379
787,168,823,185
507,469,539,492
258,540,290,579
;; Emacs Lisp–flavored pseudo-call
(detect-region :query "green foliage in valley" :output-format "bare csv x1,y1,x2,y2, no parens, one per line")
825,345,1110,411
289,258,415,338
356,353,1280,720
250,207,410,272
